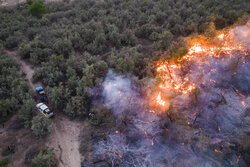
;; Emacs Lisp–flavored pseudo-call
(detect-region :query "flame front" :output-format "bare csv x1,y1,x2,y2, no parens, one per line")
152,29,248,112
156,61,196,95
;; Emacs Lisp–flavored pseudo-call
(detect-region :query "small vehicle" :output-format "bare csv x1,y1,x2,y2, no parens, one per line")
36,103,54,118
35,86,47,101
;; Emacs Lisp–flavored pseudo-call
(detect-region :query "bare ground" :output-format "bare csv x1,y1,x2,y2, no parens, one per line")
0,115,45,167
2,50,83,167
47,114,82,167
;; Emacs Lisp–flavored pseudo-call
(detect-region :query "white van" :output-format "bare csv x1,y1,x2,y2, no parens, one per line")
36,103,54,118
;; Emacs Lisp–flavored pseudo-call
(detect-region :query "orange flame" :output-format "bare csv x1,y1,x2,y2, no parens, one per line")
151,137,155,146
241,101,246,107
156,62,196,94
152,26,248,113
156,92,166,106
217,33,225,39
107,151,123,159
214,149,222,153
237,153,241,163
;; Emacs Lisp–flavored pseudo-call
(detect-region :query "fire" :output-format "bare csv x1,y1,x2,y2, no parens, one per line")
241,101,246,107
152,25,248,113
214,149,222,153
237,153,241,163
107,150,123,159
149,110,155,113
156,92,166,106
151,137,155,146
156,62,196,94
217,33,225,39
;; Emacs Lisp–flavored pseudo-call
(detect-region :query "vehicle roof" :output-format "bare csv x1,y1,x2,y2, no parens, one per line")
36,103,44,107
36,103,49,110
41,105,48,110
36,86,44,92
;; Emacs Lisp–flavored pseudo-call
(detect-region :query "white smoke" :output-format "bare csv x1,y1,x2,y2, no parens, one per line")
102,70,139,115
90,24,250,167
231,22,250,46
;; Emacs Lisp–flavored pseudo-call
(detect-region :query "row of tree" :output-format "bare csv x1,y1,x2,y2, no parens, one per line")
0,0,248,121
0,46,52,139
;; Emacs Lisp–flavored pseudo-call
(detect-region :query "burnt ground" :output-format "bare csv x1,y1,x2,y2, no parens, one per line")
0,50,84,167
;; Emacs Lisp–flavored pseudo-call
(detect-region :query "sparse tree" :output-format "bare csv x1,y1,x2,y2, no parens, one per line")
31,148,56,167
19,99,36,127
46,84,70,110
31,115,52,138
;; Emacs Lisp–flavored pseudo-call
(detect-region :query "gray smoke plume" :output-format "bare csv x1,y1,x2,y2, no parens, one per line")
89,24,250,167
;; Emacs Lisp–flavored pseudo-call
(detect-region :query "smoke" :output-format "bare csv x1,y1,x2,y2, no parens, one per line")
89,24,250,167
102,70,140,115
231,22,250,46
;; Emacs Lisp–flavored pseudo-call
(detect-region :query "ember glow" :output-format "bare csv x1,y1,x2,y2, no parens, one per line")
107,150,123,159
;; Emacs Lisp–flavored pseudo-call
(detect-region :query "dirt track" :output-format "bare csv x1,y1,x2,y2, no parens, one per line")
5,50,41,91
47,114,82,167
5,50,83,167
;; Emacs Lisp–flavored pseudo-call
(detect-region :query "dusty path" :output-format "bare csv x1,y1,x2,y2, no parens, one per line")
47,114,82,167
5,50,41,91
5,50,83,167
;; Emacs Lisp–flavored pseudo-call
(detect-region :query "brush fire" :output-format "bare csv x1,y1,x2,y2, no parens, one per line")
84,22,250,167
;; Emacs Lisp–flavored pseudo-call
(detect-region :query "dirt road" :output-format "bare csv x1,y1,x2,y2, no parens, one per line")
5,50,83,167
5,50,41,91
47,114,82,167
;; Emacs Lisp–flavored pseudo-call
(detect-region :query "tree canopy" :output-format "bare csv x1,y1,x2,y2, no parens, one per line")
28,1,46,18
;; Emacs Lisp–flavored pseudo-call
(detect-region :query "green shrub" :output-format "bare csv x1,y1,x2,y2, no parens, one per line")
171,47,188,60
26,0,33,5
154,30,173,51
31,115,53,138
28,1,46,18
31,148,56,167
89,105,114,127
0,158,9,167
79,144,89,155
19,99,37,128
0,53,33,119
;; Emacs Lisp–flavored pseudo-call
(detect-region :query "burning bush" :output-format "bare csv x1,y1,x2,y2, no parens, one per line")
86,22,250,166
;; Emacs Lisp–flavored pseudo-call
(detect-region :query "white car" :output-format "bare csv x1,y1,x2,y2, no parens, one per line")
36,103,54,118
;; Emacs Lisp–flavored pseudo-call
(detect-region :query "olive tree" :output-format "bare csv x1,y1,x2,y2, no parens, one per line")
31,115,52,138
31,148,56,167
19,99,36,127
28,1,46,18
